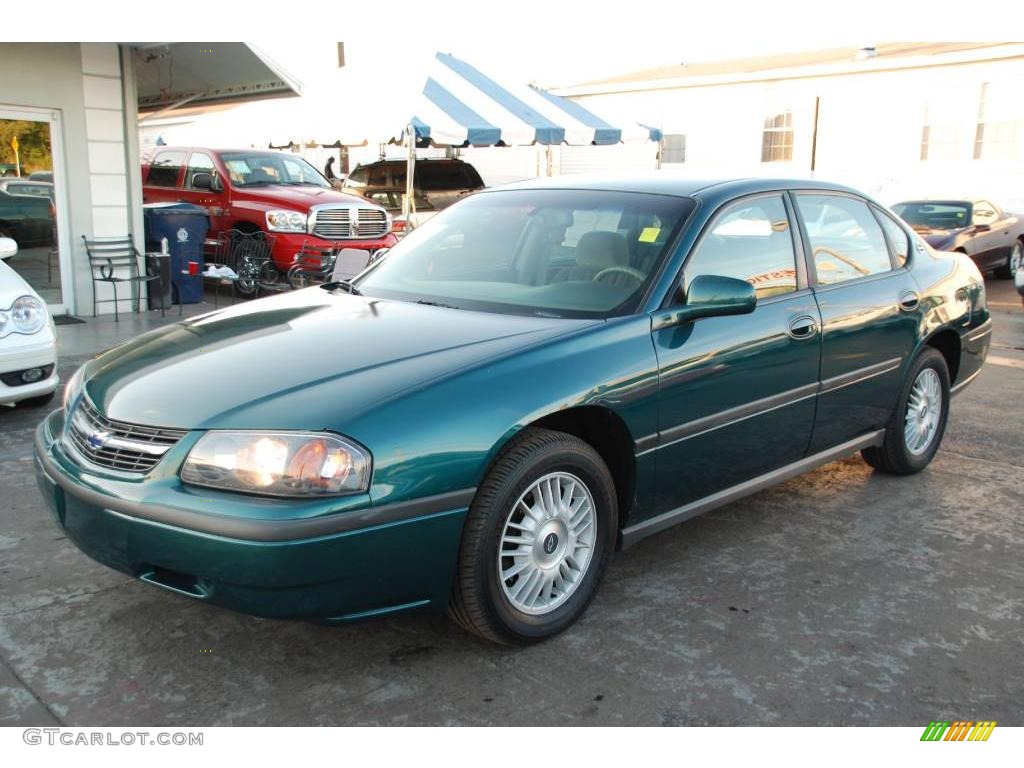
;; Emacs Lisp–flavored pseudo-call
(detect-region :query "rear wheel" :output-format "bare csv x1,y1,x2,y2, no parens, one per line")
862,348,950,474
449,428,617,645
995,239,1022,279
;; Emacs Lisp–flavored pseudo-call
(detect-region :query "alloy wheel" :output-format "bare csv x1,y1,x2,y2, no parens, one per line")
498,471,596,615
904,367,942,456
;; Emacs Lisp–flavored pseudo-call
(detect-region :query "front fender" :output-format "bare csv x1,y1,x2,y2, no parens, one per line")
345,315,660,510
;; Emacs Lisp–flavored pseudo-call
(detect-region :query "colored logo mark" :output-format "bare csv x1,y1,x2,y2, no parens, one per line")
920,720,997,742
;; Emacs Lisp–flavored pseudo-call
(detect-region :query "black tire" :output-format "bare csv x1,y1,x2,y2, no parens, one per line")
449,427,618,645
994,239,1022,280
862,348,950,475
17,390,56,408
286,264,312,290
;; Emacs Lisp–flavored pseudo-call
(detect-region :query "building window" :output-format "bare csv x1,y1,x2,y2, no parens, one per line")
661,134,686,164
974,82,1020,161
920,122,966,161
761,110,793,162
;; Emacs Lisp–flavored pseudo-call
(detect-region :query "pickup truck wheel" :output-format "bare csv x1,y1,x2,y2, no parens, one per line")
862,348,950,475
449,427,617,645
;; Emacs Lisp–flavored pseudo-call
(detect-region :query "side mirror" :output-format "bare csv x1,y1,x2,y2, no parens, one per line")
191,172,214,190
653,274,757,330
972,222,991,233
0,236,17,260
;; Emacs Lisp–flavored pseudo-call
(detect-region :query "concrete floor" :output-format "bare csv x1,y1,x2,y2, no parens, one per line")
1,280,1022,727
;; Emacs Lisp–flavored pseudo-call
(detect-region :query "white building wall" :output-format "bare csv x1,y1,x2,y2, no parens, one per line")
570,54,1024,208
0,43,140,315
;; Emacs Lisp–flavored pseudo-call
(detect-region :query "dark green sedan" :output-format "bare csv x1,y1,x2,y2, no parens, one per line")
34,177,991,644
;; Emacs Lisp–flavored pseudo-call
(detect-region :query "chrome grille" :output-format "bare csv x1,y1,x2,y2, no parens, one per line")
312,206,389,239
65,398,188,474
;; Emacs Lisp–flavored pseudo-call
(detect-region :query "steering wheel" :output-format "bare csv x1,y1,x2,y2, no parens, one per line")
593,265,646,287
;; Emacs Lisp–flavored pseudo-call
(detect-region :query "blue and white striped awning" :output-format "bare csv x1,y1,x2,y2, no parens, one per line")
406,53,661,147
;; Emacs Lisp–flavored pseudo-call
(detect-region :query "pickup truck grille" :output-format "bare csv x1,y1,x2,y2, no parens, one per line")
312,207,389,239
65,397,188,475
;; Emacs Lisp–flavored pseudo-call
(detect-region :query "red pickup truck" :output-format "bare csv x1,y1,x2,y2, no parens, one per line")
141,147,398,273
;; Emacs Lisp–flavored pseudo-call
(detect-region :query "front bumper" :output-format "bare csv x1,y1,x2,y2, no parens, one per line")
270,232,398,271
0,337,58,405
34,409,470,622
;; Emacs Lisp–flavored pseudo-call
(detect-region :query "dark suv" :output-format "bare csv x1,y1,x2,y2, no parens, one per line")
342,158,484,231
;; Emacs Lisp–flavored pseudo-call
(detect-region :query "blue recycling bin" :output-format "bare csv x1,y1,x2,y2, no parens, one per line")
142,203,209,304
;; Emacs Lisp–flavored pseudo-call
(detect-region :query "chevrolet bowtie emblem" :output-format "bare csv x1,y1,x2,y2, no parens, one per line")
86,430,110,450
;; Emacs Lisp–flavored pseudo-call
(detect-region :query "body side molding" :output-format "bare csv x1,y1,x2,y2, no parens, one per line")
620,430,885,549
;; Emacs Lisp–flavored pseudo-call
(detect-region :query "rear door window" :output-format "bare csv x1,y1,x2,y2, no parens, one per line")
147,151,186,188
874,208,910,267
415,162,484,191
795,194,893,285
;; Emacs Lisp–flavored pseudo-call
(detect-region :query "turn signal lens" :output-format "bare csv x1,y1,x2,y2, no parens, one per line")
181,431,371,497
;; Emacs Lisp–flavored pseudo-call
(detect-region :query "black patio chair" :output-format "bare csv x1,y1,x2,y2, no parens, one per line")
206,230,278,306
82,235,161,320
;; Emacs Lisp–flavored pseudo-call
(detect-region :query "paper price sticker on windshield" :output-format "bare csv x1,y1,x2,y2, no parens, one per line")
638,227,661,243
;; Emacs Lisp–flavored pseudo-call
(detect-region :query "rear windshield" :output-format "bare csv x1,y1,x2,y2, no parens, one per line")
408,162,484,191
892,201,971,230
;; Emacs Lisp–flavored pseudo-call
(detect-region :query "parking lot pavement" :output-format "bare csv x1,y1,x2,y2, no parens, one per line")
1,281,1022,727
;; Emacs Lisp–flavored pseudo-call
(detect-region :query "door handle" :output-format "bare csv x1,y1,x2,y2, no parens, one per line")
899,291,920,312
787,315,818,340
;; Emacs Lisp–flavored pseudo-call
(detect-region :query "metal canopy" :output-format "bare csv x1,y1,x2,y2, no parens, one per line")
132,43,301,113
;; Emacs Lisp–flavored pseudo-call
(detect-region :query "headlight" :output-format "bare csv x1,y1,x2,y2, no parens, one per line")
265,210,307,233
181,431,371,497
0,295,46,337
64,364,86,412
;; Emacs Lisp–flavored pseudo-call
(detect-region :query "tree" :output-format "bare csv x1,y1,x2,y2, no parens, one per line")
0,119,53,176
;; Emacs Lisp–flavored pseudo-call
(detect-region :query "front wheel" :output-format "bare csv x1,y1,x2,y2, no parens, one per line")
448,428,618,645
862,348,950,474
995,240,1022,280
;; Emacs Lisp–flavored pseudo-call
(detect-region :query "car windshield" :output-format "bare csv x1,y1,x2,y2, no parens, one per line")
220,152,331,189
892,201,971,231
355,189,694,318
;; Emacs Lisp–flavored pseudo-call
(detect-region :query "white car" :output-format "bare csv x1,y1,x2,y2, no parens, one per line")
0,237,58,407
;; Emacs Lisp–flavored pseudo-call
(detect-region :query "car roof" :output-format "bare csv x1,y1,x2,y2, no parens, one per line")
145,147,295,157
0,179,51,186
488,174,864,199
358,158,472,166
894,197,989,205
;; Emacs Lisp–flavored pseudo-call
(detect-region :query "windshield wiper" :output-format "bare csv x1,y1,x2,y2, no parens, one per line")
320,280,362,295
416,300,460,310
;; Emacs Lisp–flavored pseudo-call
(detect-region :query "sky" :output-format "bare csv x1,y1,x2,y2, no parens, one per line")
248,4,885,92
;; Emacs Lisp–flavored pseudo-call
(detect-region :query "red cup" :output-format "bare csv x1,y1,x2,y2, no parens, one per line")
188,261,199,276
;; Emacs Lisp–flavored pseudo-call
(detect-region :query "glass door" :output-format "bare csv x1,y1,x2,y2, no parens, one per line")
0,106,72,314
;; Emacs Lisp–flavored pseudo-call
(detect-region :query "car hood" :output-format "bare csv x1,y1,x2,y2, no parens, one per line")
82,289,595,430
233,185,370,209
